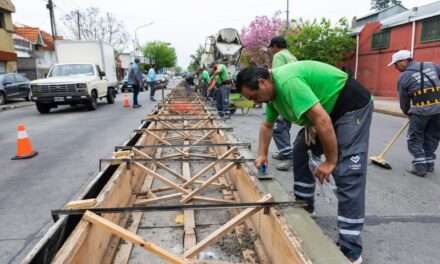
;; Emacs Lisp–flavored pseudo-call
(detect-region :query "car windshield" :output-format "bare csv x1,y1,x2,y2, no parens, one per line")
49,64,95,77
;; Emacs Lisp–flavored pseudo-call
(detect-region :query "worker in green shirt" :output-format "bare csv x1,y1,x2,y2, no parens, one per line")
200,67,210,97
208,63,232,117
236,61,373,264
268,36,297,171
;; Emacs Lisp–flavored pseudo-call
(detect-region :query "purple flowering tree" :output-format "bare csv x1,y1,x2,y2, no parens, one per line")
240,13,285,66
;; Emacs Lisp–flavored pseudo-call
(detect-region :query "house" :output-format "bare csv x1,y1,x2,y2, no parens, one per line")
14,24,60,80
0,0,16,73
345,1,440,97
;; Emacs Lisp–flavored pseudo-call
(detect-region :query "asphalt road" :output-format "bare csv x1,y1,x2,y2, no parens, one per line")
228,108,440,264
1,91,439,264
0,91,160,263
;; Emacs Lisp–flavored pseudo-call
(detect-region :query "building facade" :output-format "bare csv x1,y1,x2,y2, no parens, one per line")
14,25,59,80
345,2,440,97
0,0,16,73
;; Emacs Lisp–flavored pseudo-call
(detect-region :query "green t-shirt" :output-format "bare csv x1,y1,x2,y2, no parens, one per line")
272,49,297,69
266,61,348,126
216,64,230,84
201,70,210,84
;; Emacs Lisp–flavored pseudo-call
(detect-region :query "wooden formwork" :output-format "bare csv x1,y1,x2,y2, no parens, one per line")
23,87,349,264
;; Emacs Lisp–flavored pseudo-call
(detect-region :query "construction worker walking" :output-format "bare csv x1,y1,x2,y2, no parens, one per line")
208,63,232,118
389,50,440,177
236,61,372,264
268,36,297,171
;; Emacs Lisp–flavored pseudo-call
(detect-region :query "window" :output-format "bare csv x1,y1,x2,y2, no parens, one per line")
421,16,440,43
0,12,5,29
372,30,390,50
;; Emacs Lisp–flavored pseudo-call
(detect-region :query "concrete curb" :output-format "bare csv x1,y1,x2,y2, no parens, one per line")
0,102,34,112
374,107,407,118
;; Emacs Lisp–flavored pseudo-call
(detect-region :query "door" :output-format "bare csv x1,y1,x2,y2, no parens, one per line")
15,74,30,98
95,65,107,97
2,74,19,99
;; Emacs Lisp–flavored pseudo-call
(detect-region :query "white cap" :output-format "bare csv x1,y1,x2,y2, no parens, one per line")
388,50,412,66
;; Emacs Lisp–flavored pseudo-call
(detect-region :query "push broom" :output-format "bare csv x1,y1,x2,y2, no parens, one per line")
370,120,409,169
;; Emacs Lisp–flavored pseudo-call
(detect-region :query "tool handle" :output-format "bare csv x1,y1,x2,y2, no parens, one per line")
379,120,410,157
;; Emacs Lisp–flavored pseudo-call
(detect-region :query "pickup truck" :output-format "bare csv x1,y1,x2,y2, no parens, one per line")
30,63,115,113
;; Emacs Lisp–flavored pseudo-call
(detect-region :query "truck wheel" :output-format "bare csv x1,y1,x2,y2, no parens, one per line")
87,91,98,111
0,92,6,105
36,102,51,114
106,88,115,104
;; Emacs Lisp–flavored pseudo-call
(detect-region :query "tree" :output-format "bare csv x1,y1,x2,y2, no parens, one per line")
143,41,177,69
188,45,204,72
371,0,402,10
240,13,285,66
286,18,355,66
174,66,183,74
61,7,130,53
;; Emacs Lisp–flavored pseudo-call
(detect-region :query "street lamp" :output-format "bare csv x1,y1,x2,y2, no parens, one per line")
134,22,155,58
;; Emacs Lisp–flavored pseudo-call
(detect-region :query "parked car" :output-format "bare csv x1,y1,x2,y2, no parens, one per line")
155,73,169,89
120,73,148,93
0,73,31,105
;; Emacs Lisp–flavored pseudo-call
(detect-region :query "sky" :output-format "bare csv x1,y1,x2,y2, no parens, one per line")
11,0,435,68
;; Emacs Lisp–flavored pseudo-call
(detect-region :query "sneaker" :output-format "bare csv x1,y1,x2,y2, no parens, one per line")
133,104,142,108
350,256,363,264
407,164,427,177
426,163,435,173
150,97,156,101
276,159,293,171
272,152,285,160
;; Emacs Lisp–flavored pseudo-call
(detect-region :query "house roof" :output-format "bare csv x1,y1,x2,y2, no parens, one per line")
381,1,440,29
352,1,440,35
14,25,63,51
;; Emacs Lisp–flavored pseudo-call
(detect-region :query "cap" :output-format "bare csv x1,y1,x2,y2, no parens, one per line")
388,50,412,66
268,36,287,49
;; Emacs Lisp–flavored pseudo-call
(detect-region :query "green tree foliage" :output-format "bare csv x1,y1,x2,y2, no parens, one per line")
174,66,183,74
188,45,204,72
371,0,402,10
143,41,177,69
286,18,355,66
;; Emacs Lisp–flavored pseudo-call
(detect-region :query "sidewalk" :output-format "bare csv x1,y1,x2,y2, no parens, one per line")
0,101,34,112
373,97,406,118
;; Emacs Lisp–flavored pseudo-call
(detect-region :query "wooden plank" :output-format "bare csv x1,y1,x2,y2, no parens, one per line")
183,120,197,252
192,196,236,204
134,162,190,195
181,162,236,203
83,211,188,264
134,193,181,206
145,130,188,156
51,221,90,263
65,199,97,210
184,194,273,259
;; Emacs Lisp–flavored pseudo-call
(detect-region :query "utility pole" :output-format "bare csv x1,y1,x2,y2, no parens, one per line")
76,10,81,40
46,0,57,37
286,0,290,30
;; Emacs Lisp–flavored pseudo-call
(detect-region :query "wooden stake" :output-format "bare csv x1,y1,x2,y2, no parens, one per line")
65,199,97,210
83,211,188,264
184,194,273,258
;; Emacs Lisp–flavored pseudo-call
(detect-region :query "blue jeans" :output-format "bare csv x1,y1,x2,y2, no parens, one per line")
215,85,230,116
149,81,156,98
273,118,293,159
132,84,140,105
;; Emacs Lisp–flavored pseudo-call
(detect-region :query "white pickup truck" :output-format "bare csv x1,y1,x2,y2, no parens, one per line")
31,63,114,113
30,40,117,114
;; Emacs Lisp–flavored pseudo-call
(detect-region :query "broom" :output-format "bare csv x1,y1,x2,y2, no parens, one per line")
370,120,409,170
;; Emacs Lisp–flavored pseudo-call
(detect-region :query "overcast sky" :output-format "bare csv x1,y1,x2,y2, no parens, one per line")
11,0,435,68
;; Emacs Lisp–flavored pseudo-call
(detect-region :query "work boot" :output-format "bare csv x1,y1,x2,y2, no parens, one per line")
133,104,142,109
407,164,427,177
276,159,293,171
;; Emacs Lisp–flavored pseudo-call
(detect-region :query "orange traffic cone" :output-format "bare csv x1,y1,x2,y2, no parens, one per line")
123,93,130,108
12,124,38,160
